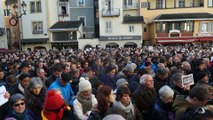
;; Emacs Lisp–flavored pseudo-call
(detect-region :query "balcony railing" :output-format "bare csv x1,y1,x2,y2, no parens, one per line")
102,8,120,17
196,33,213,36
123,3,139,10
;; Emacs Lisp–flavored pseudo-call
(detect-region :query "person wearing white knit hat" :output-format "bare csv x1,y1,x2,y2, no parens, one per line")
73,79,97,120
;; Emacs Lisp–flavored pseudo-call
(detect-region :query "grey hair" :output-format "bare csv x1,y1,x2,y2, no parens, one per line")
140,74,153,85
182,61,190,70
28,77,43,90
170,72,183,85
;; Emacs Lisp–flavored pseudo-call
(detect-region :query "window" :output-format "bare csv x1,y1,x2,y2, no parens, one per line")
78,0,85,7
79,17,86,26
208,0,213,7
4,9,10,16
157,0,164,9
59,2,69,16
178,0,185,7
128,0,133,5
106,21,112,33
156,23,166,33
129,26,134,32
32,22,43,34
52,32,77,41
180,21,193,32
30,1,42,13
199,22,213,33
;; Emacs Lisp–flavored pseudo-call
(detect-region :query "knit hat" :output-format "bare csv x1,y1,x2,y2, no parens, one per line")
61,72,70,82
124,62,137,73
103,114,125,120
10,93,25,105
159,85,174,100
78,80,92,92
196,71,208,81
116,78,128,88
28,77,43,90
44,90,64,111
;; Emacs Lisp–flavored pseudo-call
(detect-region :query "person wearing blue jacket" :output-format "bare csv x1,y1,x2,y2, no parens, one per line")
48,72,75,106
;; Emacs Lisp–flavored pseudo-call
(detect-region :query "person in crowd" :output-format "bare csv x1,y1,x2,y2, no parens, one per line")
144,61,156,77
153,85,175,120
73,79,97,120
195,71,210,85
192,59,206,83
4,75,18,95
113,86,143,120
5,93,36,120
83,67,102,93
12,73,31,95
129,68,148,94
24,77,47,120
92,57,106,80
154,67,169,93
133,74,156,120
45,64,63,88
70,69,81,94
117,62,137,81
41,90,76,120
48,72,75,106
35,68,47,84
103,114,126,120
172,86,210,120
0,69,6,86
101,64,118,90
180,61,192,74
140,57,157,73
181,106,213,120
87,86,115,120
170,72,190,96
113,78,129,94
16,61,33,79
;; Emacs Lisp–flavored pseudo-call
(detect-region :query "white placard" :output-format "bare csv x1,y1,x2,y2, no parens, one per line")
181,74,194,86
0,86,8,106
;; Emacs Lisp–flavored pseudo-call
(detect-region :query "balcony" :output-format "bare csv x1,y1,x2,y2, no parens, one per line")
123,3,139,10
102,8,120,17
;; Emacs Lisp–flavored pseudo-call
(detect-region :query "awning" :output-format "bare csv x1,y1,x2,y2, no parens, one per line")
154,13,213,22
21,38,48,44
123,16,144,23
49,21,82,31
157,39,195,43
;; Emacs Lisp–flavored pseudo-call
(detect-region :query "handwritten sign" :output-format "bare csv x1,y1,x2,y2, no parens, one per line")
0,86,8,106
181,74,194,86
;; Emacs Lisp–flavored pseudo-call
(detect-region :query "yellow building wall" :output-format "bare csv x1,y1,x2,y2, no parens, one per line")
140,0,212,44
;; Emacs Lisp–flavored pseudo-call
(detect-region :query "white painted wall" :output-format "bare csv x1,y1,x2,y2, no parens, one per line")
21,0,48,39
99,0,143,48
78,38,99,49
0,1,8,49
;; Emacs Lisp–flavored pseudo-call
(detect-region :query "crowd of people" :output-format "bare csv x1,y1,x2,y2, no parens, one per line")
0,43,213,120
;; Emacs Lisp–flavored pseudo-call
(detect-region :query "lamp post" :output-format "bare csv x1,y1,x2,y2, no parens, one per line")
5,0,27,50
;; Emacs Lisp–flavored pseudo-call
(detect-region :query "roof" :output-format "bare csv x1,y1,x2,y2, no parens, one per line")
123,16,144,23
154,13,213,22
21,38,48,44
49,21,82,31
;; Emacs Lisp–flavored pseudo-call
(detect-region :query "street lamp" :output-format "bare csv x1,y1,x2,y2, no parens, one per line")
5,0,27,50
5,1,27,20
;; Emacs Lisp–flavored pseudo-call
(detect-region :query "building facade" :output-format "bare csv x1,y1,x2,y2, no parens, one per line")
141,0,213,45
99,0,144,48
1,0,8,49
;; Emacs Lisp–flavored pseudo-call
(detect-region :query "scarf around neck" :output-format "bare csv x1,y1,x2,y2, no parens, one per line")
77,92,93,114
114,101,134,114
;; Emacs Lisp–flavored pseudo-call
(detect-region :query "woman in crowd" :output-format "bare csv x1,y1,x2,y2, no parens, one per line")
87,85,115,120
24,77,47,120
73,79,97,120
6,93,36,120
41,90,76,120
113,86,143,120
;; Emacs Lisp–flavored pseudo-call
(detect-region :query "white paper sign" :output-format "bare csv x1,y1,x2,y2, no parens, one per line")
181,74,194,86
0,86,8,106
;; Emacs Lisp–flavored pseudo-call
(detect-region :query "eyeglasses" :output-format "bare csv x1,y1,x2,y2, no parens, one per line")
14,102,25,107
